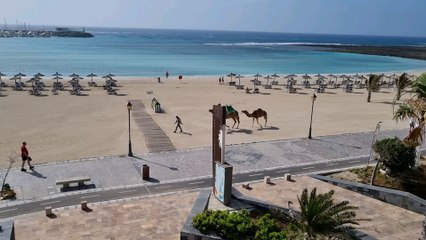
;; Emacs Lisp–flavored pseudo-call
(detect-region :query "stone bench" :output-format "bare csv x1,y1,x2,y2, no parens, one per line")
56,176,91,188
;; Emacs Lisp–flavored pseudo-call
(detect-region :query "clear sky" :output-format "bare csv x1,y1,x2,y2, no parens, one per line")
2,0,425,37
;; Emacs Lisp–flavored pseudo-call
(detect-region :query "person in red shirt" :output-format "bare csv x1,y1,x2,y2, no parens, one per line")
21,142,34,172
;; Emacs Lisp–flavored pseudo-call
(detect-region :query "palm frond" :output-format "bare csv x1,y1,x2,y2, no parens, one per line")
297,188,363,237
403,125,424,147
395,73,412,100
412,73,426,99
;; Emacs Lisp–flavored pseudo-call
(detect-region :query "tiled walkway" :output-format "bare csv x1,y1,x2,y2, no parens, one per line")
12,176,423,240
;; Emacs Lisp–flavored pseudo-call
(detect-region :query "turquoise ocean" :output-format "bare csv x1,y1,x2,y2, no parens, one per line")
0,27,426,77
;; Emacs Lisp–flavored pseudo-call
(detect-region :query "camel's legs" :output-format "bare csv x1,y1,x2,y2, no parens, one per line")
251,118,255,127
264,116,267,127
232,118,236,128
256,118,263,128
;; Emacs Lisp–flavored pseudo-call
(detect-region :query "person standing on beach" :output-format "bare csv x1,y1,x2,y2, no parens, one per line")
174,116,183,133
166,71,169,79
20,142,34,172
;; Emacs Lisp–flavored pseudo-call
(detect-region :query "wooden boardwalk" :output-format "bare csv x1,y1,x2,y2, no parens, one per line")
130,100,176,153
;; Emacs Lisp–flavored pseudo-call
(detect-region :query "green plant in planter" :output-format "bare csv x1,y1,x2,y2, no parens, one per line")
192,209,255,239
192,209,288,239
255,214,287,240
374,137,416,173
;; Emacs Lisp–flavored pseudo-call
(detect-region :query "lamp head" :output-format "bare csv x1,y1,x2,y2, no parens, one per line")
312,93,317,101
127,101,133,111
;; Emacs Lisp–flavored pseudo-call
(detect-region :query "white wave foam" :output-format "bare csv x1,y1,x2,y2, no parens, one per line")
204,42,358,47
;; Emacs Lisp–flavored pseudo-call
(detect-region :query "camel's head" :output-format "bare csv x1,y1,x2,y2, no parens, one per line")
208,109,213,113
241,110,248,113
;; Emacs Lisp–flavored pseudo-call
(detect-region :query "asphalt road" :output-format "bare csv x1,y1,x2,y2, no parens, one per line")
0,156,369,219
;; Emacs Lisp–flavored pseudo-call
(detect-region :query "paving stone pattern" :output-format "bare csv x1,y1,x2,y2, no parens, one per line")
0,129,417,203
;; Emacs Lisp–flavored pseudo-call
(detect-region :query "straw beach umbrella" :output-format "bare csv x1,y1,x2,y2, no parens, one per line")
286,74,297,79
27,76,41,87
53,75,63,85
87,73,97,86
16,72,26,77
253,73,262,80
328,73,337,84
52,72,62,77
264,75,273,86
270,73,280,85
235,74,244,86
302,74,311,86
227,73,237,82
15,72,26,86
251,79,262,89
0,72,6,86
9,76,19,86
302,74,311,80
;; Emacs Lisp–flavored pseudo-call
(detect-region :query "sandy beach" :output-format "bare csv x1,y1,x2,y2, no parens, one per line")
0,73,418,168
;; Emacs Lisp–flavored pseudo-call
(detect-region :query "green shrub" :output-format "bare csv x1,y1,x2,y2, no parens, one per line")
373,137,416,173
255,214,286,240
192,209,288,239
192,209,255,239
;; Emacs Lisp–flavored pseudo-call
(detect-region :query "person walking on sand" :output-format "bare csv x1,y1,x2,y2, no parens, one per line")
20,142,34,172
174,116,183,133
166,71,169,79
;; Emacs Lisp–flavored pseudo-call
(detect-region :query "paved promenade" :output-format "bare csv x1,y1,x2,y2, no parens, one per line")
0,129,413,205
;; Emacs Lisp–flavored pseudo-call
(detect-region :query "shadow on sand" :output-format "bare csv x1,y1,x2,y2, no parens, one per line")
258,126,279,131
372,101,395,105
227,128,253,135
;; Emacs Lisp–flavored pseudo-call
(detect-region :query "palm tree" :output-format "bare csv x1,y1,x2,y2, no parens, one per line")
412,73,426,100
395,73,411,101
296,188,361,238
366,74,383,102
393,99,426,147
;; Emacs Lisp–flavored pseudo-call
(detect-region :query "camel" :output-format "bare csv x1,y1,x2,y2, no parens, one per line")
208,107,240,129
241,108,267,128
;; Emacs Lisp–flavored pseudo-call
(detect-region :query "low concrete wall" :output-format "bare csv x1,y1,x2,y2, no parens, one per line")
231,188,292,216
313,174,426,214
0,220,14,240
180,190,222,240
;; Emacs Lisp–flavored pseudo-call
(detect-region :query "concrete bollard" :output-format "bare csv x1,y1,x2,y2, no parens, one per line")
285,174,292,181
45,206,53,216
81,201,88,210
264,176,271,184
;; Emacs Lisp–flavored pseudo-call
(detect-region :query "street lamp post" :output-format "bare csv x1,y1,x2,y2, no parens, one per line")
308,93,317,139
127,101,133,156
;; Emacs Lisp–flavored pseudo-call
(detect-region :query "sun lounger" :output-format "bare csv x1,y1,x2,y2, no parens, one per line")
287,84,297,93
